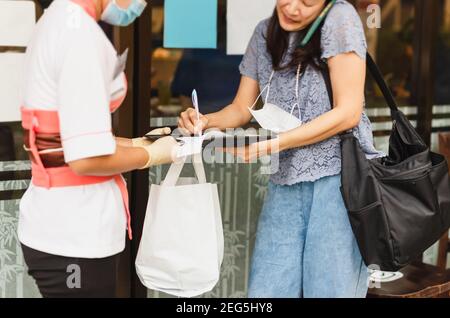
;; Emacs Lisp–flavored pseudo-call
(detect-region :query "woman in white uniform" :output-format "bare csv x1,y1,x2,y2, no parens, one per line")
19,0,178,297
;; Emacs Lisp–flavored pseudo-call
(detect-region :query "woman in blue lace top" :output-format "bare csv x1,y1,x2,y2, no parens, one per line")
179,0,384,298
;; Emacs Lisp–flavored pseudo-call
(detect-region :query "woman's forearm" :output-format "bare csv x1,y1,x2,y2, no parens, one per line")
279,105,361,152
275,53,366,151
205,103,253,130
68,145,148,176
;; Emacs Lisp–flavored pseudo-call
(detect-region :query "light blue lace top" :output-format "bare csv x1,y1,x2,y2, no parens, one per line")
239,0,385,185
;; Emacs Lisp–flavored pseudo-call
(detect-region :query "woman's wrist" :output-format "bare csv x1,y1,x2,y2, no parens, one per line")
204,113,213,130
277,132,294,152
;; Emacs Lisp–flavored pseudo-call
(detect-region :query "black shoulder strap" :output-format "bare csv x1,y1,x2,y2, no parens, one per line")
365,53,398,115
321,63,334,108
320,52,399,119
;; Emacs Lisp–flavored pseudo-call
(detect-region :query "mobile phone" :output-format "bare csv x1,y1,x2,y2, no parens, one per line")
144,134,172,142
298,0,337,47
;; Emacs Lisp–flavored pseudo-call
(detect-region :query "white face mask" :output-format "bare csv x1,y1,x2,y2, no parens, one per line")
248,64,302,133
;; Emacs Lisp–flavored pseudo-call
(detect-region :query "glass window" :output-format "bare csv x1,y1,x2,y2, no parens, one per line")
150,0,241,118
353,0,416,154
432,0,450,152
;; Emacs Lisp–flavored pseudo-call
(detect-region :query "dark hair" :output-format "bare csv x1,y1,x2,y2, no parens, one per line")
266,0,331,72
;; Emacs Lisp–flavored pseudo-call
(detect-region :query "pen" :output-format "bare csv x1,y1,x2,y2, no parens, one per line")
192,89,202,136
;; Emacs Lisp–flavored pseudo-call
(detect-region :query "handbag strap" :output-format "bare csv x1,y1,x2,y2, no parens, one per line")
366,53,399,115
320,52,399,121
163,153,207,186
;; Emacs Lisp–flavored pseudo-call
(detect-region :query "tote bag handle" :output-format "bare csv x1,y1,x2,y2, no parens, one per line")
163,153,207,186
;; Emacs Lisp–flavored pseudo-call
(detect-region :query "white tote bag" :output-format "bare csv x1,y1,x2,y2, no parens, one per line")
135,153,224,297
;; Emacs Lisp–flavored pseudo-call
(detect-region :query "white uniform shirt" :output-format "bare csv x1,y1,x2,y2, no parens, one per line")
18,0,127,258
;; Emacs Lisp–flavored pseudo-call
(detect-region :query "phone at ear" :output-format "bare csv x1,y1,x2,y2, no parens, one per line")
298,0,336,47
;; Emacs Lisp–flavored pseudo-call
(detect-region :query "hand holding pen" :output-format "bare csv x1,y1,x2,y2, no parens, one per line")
178,89,209,136
192,89,203,136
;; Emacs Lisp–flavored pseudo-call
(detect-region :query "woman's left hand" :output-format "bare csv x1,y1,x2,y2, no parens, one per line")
221,137,282,163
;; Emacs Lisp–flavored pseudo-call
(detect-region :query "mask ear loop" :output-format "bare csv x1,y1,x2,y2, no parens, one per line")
249,70,275,110
290,64,302,123
264,70,275,104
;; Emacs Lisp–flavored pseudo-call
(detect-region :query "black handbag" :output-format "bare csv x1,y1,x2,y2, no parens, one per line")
321,53,450,271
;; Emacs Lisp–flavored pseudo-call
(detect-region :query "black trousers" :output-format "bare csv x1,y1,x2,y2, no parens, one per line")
21,244,121,298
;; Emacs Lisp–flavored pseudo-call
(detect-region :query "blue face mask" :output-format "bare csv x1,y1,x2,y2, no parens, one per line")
101,0,147,26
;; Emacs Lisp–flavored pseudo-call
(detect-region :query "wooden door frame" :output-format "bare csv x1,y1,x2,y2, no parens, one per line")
111,4,151,298
412,0,439,146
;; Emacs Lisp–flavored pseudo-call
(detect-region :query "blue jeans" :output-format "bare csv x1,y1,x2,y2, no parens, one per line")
248,174,368,298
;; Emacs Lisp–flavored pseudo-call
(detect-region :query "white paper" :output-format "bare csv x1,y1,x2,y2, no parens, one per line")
226,0,276,55
0,53,25,122
176,130,228,158
113,48,128,79
176,137,204,158
0,1,36,47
